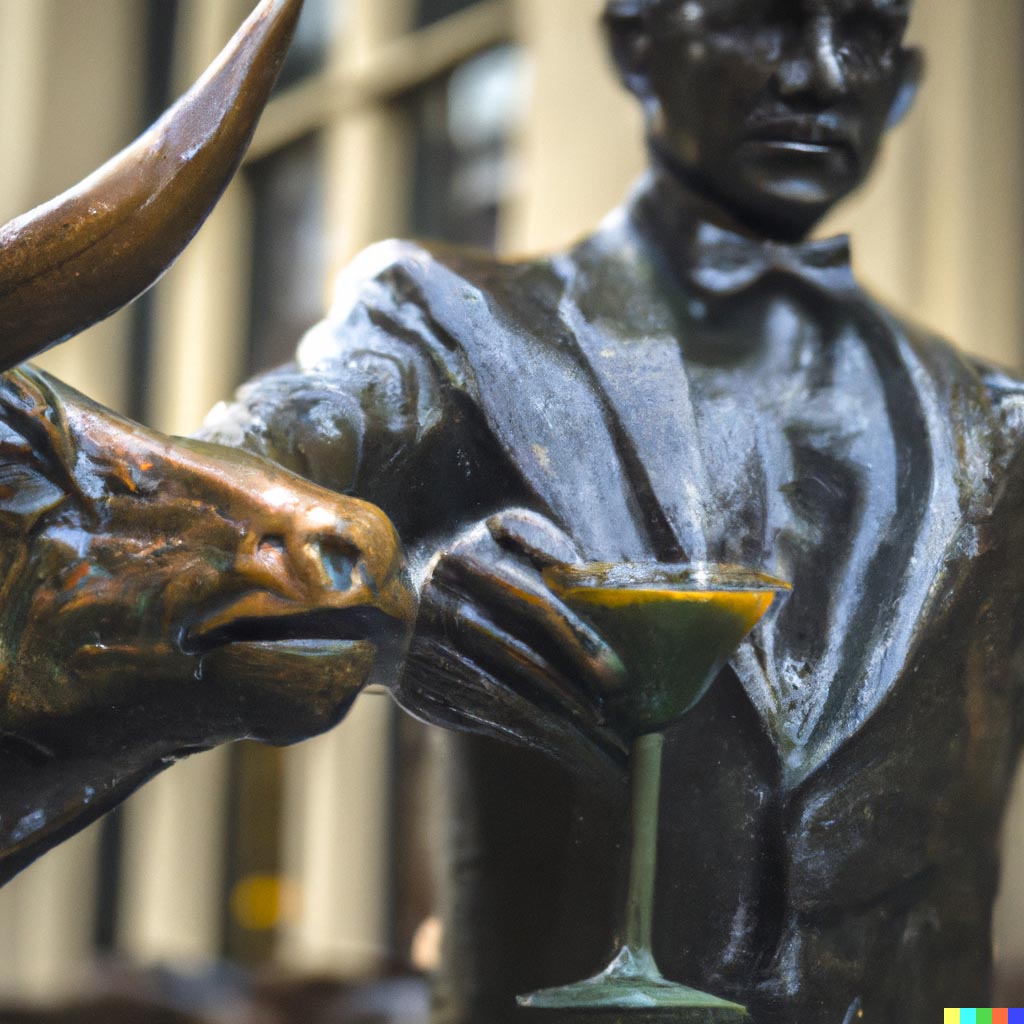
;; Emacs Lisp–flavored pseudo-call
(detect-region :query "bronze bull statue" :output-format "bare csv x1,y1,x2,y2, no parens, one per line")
0,0,414,886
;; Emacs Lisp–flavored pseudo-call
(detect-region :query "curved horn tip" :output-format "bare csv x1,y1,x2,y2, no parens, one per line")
0,0,306,372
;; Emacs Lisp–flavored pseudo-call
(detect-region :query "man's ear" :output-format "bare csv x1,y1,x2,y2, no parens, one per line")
886,46,925,128
603,14,653,100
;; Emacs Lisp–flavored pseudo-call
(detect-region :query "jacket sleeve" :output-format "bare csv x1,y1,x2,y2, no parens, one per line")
199,240,463,528
201,238,527,548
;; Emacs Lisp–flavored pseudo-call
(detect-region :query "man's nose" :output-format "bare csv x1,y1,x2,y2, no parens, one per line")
776,14,848,101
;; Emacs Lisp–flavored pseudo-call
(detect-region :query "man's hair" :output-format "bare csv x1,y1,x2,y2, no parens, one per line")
604,0,658,15
606,0,914,16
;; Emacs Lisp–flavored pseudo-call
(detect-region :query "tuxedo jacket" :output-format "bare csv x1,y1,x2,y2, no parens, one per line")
206,179,1024,1023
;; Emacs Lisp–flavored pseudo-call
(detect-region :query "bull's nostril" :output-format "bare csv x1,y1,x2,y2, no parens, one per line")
255,535,288,574
320,543,356,591
259,536,287,556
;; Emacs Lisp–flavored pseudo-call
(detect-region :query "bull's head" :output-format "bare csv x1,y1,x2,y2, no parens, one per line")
0,0,414,884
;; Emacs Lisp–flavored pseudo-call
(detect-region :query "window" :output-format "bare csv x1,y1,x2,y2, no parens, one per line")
245,137,327,376
416,0,482,30
409,45,527,248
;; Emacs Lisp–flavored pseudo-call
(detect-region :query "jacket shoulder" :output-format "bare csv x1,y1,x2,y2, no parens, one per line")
298,237,564,372
971,357,1024,460
912,324,1024,469
886,313,1022,410
970,355,1024,403
329,237,557,317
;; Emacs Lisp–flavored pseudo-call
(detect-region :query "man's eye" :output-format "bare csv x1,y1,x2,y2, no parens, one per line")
102,471,138,498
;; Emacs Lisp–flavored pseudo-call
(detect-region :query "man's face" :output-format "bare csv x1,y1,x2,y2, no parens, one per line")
623,0,915,237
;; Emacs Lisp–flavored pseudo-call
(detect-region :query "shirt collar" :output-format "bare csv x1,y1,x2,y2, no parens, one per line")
627,169,858,301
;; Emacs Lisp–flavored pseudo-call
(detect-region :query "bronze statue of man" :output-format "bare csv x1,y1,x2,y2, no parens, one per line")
205,0,1024,1019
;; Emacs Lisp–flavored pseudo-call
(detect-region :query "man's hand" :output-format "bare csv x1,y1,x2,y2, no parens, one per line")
394,509,628,779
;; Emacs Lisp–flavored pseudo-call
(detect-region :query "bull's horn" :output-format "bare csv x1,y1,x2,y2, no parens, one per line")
0,0,304,373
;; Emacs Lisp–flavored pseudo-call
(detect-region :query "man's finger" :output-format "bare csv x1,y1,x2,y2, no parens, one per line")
429,550,626,697
431,591,618,738
485,507,580,568
401,596,627,772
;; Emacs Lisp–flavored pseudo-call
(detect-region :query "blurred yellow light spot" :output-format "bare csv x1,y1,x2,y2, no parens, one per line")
230,874,302,932
412,915,443,973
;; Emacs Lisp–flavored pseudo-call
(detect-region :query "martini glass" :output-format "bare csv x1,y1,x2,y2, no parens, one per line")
517,562,790,1016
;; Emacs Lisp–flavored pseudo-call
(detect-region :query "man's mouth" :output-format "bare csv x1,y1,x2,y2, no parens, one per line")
742,115,856,154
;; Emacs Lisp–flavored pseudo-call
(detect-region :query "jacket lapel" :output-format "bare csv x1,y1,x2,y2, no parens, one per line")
409,250,650,560
554,227,711,563
778,308,990,786
556,227,988,786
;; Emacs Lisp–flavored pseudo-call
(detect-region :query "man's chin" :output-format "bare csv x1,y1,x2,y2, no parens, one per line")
720,170,860,239
649,143,859,238
731,146,862,210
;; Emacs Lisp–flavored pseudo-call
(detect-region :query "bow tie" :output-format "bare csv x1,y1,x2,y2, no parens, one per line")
685,222,857,299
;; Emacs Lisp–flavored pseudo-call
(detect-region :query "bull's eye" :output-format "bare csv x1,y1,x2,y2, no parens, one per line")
61,561,92,593
320,543,356,591
102,469,138,497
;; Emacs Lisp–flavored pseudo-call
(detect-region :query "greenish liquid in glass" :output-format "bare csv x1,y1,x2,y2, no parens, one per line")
561,587,776,737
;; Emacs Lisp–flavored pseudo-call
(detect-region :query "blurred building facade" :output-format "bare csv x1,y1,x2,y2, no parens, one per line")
0,0,1022,1006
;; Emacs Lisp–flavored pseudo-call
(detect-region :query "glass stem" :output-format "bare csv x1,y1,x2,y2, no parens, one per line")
621,730,665,965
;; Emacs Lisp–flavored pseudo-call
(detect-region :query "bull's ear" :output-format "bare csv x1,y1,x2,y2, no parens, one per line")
0,369,79,530
0,460,66,533
0,0,304,374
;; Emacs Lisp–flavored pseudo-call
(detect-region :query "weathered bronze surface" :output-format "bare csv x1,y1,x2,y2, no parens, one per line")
200,0,1020,1019
0,0,414,887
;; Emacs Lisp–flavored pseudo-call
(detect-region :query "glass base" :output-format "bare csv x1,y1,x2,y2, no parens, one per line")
517,947,747,1015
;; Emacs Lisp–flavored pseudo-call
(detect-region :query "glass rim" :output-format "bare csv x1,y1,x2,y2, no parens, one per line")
542,560,792,595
